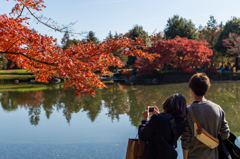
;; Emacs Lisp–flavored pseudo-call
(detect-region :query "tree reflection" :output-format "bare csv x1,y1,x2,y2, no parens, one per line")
0,82,240,135
101,84,129,122
16,91,43,107
29,107,41,126
81,93,102,122
58,89,84,123
0,92,18,111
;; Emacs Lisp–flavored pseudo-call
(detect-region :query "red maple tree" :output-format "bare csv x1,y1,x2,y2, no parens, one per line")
134,36,213,70
0,0,157,96
222,33,240,71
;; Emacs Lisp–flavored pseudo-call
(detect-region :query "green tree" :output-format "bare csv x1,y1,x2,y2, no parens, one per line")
0,55,8,70
207,15,219,48
86,31,99,44
61,31,70,46
114,32,119,39
215,17,240,53
197,15,221,65
105,31,114,40
127,25,150,66
128,25,150,45
61,31,82,51
62,39,81,51
164,15,197,39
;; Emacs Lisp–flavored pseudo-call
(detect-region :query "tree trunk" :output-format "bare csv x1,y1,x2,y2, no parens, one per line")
236,56,238,72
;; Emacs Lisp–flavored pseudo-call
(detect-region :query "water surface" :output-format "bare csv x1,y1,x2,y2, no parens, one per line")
0,82,240,159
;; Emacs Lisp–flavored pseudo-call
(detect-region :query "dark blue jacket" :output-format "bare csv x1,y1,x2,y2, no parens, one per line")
138,113,186,159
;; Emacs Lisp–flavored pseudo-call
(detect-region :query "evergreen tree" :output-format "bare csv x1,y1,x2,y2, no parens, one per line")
61,31,70,46
164,15,197,39
127,25,150,66
105,31,114,40
62,38,81,51
128,25,150,45
86,31,99,44
114,32,119,39
207,15,219,48
197,16,221,65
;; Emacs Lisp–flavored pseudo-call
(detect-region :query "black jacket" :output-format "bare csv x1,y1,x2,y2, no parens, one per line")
138,113,186,159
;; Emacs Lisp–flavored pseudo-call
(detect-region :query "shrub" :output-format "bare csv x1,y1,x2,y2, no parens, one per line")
205,67,217,73
138,68,156,74
183,68,194,73
119,69,132,79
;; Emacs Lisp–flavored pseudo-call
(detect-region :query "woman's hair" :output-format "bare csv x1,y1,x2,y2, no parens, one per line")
163,94,187,119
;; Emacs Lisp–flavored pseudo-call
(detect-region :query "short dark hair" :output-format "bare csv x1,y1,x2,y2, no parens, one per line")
189,73,210,96
163,94,187,119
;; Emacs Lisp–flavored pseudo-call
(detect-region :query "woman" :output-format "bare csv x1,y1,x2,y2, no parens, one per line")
138,94,187,159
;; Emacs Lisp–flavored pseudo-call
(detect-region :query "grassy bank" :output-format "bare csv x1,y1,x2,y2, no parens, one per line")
0,83,62,91
0,69,33,75
0,69,35,82
0,75,35,80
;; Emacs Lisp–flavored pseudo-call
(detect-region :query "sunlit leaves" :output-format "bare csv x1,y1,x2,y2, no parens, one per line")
0,11,155,96
135,36,213,69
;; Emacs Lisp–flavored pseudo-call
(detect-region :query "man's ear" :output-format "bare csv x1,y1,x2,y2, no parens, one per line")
190,88,194,95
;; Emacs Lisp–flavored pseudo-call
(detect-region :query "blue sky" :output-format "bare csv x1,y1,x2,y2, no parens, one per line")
1,0,240,45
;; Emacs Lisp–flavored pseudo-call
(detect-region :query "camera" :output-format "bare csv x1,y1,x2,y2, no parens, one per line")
148,106,155,112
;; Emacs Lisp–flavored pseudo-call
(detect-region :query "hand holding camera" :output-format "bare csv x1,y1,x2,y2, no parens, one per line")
149,106,160,114
142,106,160,120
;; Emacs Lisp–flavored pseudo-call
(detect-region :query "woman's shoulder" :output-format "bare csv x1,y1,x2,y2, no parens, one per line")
150,113,168,122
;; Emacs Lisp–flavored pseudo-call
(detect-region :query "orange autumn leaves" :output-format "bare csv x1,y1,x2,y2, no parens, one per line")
8,0,46,15
1,0,213,97
0,5,156,96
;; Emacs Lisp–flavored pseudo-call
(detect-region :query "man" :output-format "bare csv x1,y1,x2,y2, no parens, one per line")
181,73,230,159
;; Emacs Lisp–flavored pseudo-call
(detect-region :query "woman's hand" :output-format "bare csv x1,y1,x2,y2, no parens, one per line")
142,107,149,120
152,106,160,115
142,106,160,120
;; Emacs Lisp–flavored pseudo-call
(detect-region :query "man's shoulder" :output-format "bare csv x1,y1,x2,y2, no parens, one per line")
187,100,224,113
203,100,223,110
188,100,221,108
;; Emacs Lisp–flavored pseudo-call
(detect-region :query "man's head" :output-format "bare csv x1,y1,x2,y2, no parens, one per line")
189,73,211,96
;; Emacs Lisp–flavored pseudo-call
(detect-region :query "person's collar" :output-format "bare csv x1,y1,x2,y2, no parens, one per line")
192,100,208,104
193,101,200,103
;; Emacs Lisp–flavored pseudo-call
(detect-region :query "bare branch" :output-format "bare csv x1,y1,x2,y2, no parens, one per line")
150,28,157,36
23,4,83,35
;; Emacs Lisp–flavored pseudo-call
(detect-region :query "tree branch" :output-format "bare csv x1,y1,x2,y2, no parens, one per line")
5,38,23,52
0,51,58,66
25,6,60,32
16,6,25,19
23,4,83,35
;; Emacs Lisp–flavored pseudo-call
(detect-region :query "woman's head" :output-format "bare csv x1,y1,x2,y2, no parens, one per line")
163,94,187,119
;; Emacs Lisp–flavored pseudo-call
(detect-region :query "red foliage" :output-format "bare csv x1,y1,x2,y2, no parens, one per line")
149,33,163,43
205,67,217,73
0,1,157,96
17,91,43,107
183,68,195,73
119,70,132,79
138,68,156,74
135,36,213,70
222,33,240,57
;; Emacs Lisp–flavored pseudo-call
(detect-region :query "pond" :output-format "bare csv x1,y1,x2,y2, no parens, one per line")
0,82,240,159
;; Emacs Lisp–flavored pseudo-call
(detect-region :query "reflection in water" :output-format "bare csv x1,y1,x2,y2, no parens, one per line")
0,82,240,135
